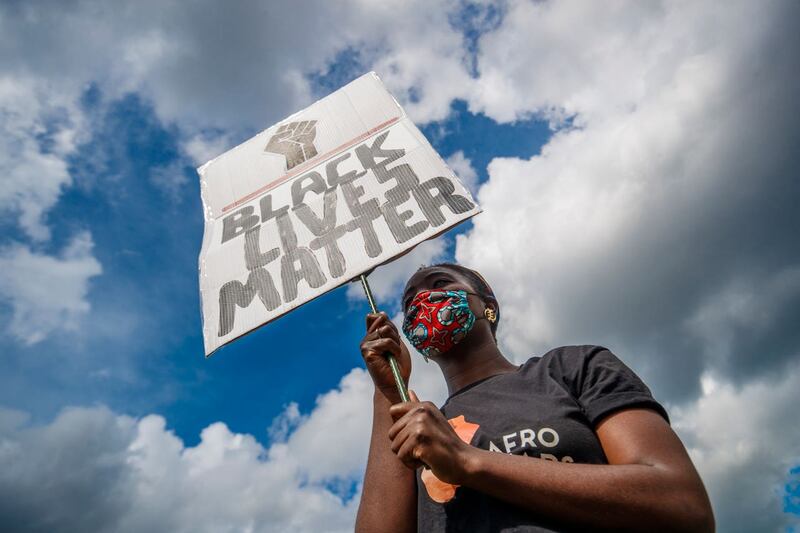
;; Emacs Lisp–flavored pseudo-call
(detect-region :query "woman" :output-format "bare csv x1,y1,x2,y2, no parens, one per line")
355,262,714,532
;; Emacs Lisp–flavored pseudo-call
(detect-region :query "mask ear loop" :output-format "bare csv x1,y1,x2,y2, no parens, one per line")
464,291,499,324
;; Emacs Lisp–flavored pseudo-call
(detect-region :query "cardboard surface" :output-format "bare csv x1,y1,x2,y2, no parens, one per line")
197,72,482,356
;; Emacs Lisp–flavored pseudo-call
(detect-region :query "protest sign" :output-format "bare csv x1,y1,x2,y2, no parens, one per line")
197,72,482,356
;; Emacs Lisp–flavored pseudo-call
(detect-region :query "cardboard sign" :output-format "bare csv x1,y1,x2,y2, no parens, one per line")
197,72,482,356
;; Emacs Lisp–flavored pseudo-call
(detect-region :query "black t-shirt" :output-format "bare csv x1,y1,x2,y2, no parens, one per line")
416,345,670,533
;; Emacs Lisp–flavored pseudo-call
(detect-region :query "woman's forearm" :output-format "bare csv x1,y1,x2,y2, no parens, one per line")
460,449,714,532
355,390,417,533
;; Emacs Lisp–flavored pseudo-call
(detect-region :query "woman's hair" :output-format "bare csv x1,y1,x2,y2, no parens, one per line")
410,262,500,339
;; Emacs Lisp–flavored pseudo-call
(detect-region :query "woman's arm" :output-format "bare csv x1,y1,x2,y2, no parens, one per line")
389,399,714,532
355,312,417,533
355,390,417,533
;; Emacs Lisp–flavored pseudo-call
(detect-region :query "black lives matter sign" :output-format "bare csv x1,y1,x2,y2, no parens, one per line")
197,73,481,355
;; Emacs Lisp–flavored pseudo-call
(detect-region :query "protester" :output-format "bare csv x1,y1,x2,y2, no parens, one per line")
355,262,714,532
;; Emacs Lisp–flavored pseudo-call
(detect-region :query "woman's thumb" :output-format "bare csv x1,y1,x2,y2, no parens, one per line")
408,389,420,402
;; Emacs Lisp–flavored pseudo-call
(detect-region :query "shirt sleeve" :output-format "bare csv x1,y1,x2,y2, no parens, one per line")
544,345,670,426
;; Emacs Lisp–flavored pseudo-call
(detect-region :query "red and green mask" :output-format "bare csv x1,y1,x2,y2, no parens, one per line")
402,289,478,359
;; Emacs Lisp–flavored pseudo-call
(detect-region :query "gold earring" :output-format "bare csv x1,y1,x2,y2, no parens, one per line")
484,307,497,323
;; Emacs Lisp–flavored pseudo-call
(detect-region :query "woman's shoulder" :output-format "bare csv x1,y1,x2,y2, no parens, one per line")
517,345,621,394
521,345,669,425
521,344,613,370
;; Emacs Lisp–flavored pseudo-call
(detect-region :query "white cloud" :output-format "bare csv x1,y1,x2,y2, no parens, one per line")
1,359,798,532
0,74,100,348
4,356,797,533
0,76,85,241
267,401,303,443
0,232,102,344
671,363,800,532
469,1,721,125
446,150,480,197
361,0,472,123
0,376,371,532
279,368,373,483
0,0,471,131
182,133,238,167
0,315,484,533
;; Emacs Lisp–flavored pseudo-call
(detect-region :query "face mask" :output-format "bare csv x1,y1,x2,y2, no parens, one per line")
402,289,480,360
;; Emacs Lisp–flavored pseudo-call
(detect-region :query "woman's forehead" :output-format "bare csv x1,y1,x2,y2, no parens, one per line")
403,267,472,295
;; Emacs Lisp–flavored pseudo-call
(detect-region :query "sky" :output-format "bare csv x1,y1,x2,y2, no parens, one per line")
0,0,798,531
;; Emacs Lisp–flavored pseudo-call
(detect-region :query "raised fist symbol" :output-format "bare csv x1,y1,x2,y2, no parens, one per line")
265,120,319,170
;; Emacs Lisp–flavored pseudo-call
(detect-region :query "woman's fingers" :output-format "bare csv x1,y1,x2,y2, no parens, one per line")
389,422,413,454
366,312,402,339
387,392,438,471
395,430,426,470
376,324,400,345
388,400,421,428
366,311,389,333
388,413,427,470
363,337,401,358
362,312,401,354
365,312,378,332
361,312,412,399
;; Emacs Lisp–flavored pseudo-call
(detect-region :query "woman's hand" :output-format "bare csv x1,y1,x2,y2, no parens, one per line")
360,311,412,402
388,390,475,485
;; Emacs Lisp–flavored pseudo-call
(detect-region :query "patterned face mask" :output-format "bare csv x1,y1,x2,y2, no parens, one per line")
402,289,478,360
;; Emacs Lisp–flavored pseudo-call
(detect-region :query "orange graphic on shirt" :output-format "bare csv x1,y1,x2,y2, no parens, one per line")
421,415,480,503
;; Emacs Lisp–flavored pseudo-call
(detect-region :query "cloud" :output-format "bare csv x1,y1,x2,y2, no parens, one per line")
446,150,479,197
182,132,238,167
0,307,450,530
0,76,84,241
2,0,799,530
0,66,100,350
0,375,373,532
2,358,798,532
0,0,472,132
456,0,800,399
686,267,800,380
671,362,800,532
469,1,721,124
279,368,373,484
0,232,102,345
